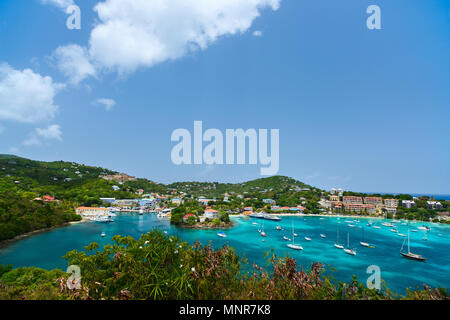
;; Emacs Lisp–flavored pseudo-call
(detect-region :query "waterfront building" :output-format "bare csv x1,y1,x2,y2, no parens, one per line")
76,207,110,218
427,201,443,210
139,198,155,208
331,201,343,209
204,209,219,219
114,199,139,208
386,207,397,214
343,203,376,214
364,197,383,206
330,195,340,202
384,198,399,208
343,196,363,204
402,200,416,209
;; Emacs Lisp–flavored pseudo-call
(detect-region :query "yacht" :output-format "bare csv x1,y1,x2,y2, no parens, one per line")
400,230,426,261
344,233,357,256
334,227,344,249
287,220,303,250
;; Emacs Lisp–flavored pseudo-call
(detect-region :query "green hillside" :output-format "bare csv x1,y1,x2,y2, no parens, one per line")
0,154,320,242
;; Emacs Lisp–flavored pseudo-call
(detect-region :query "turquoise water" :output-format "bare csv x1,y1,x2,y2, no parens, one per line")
0,214,449,295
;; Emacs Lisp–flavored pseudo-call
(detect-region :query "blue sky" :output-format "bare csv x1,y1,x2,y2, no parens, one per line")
0,0,449,195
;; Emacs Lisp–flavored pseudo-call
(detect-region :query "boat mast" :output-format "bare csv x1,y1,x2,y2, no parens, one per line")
292,220,294,245
408,229,410,253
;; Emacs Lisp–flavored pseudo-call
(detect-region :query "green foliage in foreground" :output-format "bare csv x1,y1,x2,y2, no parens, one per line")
0,230,447,300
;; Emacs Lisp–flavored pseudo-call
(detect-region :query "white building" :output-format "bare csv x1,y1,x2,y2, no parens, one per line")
402,200,416,209
76,207,110,219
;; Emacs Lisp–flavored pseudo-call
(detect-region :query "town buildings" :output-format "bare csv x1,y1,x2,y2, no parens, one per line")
76,207,110,219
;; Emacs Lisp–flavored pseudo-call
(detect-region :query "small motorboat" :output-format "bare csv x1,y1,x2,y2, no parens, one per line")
360,242,370,247
276,226,282,230
348,224,356,228
261,232,267,237
304,237,311,241
373,226,381,229
101,232,106,237
217,233,227,238
398,233,406,237
293,233,298,237
390,229,398,233
334,243,344,249
320,234,326,238
283,236,291,241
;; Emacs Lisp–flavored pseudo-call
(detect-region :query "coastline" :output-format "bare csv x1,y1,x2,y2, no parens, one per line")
0,218,88,250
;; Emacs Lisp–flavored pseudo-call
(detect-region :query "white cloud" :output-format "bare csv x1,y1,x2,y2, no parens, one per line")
94,98,116,111
54,0,280,82
23,124,63,147
0,63,64,123
40,0,74,10
36,124,63,141
23,135,43,147
253,30,263,37
53,45,96,85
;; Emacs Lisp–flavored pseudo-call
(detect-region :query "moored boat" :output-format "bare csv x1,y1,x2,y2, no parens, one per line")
400,230,426,262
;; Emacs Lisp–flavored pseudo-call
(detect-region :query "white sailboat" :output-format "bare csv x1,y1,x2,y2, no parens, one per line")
334,227,344,249
344,233,356,256
287,220,303,250
360,226,370,247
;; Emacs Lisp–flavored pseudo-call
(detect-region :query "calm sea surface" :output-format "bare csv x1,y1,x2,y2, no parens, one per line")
0,214,449,295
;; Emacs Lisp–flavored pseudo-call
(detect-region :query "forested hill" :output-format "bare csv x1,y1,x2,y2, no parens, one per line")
0,155,318,201
167,176,319,198
0,155,167,206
